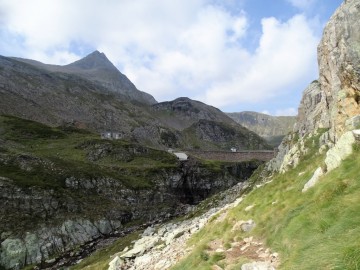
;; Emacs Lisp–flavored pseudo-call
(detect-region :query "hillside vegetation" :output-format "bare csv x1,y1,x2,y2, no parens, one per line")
171,131,360,269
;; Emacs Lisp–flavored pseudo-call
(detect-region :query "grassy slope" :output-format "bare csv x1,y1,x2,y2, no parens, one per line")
172,134,360,269
0,115,178,190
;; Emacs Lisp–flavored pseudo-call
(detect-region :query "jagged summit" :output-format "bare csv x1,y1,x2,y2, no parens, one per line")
66,50,117,71
10,50,157,105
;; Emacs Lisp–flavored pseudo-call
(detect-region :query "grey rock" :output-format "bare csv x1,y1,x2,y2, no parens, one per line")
0,238,26,270
294,81,330,136
345,115,360,130
94,219,112,235
317,0,360,141
241,261,275,270
142,226,156,237
24,233,42,265
269,0,360,173
325,130,358,171
108,256,123,270
302,167,324,192
241,220,256,232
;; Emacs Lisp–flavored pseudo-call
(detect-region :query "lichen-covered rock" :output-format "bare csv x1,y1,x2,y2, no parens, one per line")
24,233,42,265
0,238,26,270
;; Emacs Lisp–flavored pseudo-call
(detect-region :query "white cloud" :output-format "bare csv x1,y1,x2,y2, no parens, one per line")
200,15,319,108
0,0,320,112
274,107,298,116
287,0,316,10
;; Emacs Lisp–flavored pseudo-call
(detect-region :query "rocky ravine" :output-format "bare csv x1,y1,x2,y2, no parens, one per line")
0,151,261,270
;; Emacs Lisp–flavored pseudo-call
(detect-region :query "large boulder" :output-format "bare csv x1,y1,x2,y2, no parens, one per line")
325,130,359,171
0,239,26,270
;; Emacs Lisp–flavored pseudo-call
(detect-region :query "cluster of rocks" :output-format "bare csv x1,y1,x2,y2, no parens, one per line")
107,207,226,270
0,218,121,270
303,129,360,192
105,195,279,270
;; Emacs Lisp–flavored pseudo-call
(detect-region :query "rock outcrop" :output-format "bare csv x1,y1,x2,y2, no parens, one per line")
295,0,360,140
270,0,360,173
0,154,260,269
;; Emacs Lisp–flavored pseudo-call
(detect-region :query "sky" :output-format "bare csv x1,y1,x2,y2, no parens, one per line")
0,0,344,115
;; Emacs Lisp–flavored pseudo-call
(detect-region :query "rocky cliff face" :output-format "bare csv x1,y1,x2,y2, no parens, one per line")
271,0,360,172
295,0,360,140
0,159,259,270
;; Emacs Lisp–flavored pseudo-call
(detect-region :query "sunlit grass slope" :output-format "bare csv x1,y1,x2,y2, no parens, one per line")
172,135,360,270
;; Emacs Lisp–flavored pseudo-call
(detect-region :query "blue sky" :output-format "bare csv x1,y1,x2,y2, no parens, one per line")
0,0,343,115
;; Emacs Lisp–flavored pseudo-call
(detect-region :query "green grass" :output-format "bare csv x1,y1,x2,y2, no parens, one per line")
0,115,179,190
172,134,360,269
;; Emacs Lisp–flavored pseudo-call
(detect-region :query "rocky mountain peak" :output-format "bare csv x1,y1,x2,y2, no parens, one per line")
65,50,117,71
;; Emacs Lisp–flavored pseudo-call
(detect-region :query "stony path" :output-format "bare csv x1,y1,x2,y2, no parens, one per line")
107,195,279,270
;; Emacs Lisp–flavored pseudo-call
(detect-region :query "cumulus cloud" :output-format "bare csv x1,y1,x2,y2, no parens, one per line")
0,0,320,112
200,14,318,108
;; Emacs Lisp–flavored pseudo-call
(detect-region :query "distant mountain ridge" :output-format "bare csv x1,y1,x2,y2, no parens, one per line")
227,111,296,146
0,52,270,151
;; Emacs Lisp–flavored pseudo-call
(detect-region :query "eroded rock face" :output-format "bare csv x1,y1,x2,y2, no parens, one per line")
270,0,360,172
295,81,330,135
294,0,360,139
318,0,360,141
0,158,259,269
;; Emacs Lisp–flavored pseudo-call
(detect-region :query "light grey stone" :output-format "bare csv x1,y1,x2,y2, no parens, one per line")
302,167,324,192
108,256,123,270
142,226,156,237
24,233,42,265
241,261,275,270
0,238,26,270
346,115,360,130
241,220,256,232
325,130,357,172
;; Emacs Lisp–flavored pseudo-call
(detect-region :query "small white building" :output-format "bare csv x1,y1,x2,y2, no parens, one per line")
174,152,188,161
230,147,237,152
101,131,122,140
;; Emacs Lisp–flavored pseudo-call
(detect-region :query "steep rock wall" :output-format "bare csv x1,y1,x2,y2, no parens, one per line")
296,0,360,139
271,0,360,172
0,158,260,269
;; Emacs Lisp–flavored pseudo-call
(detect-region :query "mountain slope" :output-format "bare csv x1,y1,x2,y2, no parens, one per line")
153,97,235,130
13,51,157,105
151,98,271,150
0,115,263,270
0,55,270,151
227,111,296,147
